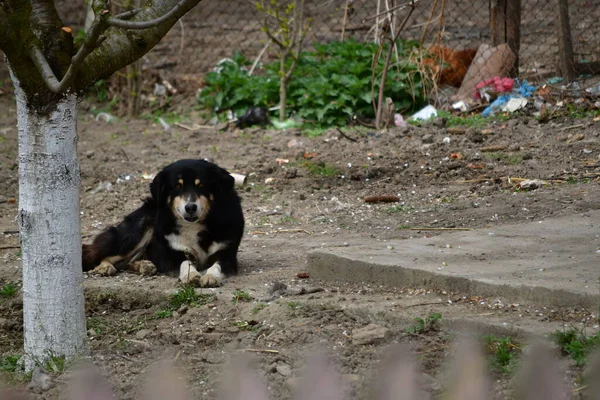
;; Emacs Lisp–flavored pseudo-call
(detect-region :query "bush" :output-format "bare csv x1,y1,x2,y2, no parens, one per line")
198,39,427,127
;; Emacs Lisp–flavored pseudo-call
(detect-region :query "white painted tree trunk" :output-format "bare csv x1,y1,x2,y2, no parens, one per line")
10,71,87,371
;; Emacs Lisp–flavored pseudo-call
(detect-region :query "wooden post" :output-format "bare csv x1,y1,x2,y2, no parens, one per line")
556,0,576,82
506,0,521,76
490,0,521,77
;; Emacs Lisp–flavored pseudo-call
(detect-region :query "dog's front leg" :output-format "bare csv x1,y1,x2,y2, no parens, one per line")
199,262,225,288
179,260,203,286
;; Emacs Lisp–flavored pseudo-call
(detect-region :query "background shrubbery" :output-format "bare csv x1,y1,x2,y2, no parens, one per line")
198,39,428,127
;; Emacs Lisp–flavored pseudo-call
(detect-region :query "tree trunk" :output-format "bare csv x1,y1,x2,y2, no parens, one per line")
279,56,287,123
10,70,87,371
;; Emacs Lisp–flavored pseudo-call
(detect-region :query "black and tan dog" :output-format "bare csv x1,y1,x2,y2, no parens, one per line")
82,159,245,287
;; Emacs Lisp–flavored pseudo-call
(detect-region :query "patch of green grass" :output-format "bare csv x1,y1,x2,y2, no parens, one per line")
303,161,340,177
483,151,523,165
44,354,67,374
155,309,173,319
86,317,108,336
551,328,600,366
397,224,412,230
232,290,252,304
287,301,302,310
484,336,521,375
409,110,510,128
0,282,19,299
280,215,299,224
0,354,22,373
303,127,328,138
405,312,442,334
155,286,214,318
384,205,414,214
251,303,267,314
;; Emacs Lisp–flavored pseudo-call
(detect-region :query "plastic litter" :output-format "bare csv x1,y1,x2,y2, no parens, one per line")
271,119,302,130
394,113,406,127
90,181,112,194
481,79,535,117
95,112,116,123
452,101,469,112
158,117,171,131
410,105,437,121
518,179,544,191
502,97,528,113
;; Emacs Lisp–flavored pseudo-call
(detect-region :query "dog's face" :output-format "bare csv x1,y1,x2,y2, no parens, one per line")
150,160,235,223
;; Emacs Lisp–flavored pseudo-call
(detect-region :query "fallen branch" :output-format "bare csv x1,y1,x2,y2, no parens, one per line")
0,245,20,250
242,348,280,354
249,229,312,235
480,145,507,152
335,127,358,142
409,227,473,231
558,123,585,131
364,195,400,203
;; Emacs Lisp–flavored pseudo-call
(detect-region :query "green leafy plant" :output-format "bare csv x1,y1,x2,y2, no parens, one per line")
251,303,267,314
0,282,19,299
254,0,310,122
552,328,600,366
155,286,214,318
303,161,340,177
0,354,22,373
405,312,442,334
233,290,252,304
198,39,427,127
484,336,520,374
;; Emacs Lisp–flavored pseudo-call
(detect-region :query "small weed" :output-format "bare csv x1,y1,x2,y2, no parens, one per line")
397,225,412,230
566,176,578,184
551,328,600,366
232,320,261,332
0,282,19,299
232,290,252,304
287,301,302,310
156,286,214,317
280,215,299,224
44,354,67,374
251,303,267,314
484,336,521,374
303,161,340,177
86,317,108,336
0,354,22,373
155,309,173,319
405,312,442,334
484,151,523,165
384,205,414,214
440,196,457,204
303,127,328,138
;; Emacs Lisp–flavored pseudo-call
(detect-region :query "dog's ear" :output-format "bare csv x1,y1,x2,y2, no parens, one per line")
150,170,169,203
209,164,235,196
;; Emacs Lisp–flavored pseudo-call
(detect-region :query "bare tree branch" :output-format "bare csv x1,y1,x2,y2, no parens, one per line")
77,0,203,90
0,9,10,46
27,18,110,93
107,0,195,29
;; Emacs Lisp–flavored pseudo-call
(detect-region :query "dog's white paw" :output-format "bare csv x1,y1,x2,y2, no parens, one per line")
179,261,202,286
91,261,117,276
199,274,222,288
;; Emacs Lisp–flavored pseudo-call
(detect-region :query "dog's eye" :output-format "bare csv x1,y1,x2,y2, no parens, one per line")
175,184,181,190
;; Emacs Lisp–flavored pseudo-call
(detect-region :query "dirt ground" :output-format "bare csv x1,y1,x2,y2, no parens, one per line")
0,92,599,399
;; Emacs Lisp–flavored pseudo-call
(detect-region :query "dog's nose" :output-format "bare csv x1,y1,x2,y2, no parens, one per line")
185,203,197,214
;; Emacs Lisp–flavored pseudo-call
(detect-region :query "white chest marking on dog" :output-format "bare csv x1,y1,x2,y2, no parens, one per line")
165,223,228,269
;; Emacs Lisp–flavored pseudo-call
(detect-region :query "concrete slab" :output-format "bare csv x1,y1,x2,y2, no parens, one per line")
308,211,600,308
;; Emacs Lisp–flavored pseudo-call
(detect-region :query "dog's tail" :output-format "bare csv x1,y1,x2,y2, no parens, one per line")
82,227,120,271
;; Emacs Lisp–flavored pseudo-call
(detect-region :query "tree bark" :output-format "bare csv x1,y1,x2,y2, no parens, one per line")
279,56,287,123
9,68,86,371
